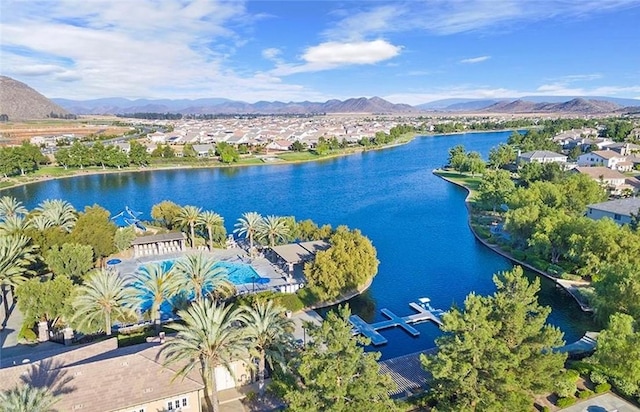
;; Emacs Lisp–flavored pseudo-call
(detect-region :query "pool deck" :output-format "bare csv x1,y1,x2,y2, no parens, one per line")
111,246,303,295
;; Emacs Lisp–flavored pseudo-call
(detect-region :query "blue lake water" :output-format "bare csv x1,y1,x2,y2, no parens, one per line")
6,131,594,359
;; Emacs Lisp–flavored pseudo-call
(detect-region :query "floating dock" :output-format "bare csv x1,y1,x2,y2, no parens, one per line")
349,298,445,346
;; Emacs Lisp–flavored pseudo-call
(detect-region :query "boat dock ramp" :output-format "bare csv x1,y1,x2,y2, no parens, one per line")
349,298,445,346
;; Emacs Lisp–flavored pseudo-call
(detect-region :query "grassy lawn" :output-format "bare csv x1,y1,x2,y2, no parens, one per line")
276,152,322,161
433,169,483,200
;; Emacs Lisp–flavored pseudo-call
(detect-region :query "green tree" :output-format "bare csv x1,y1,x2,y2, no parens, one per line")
593,262,640,323
0,196,28,220
70,205,117,263
463,151,486,176
71,269,135,336
172,253,234,302
150,200,182,229
290,141,306,152
422,266,566,411
175,205,202,248
128,141,149,166
54,147,71,170
198,211,225,251
44,243,94,281
234,212,264,253
488,143,516,169
283,305,398,412
258,215,290,247
0,384,58,412
16,275,75,329
448,145,466,172
241,300,295,395
304,227,378,301
161,300,249,412
104,145,129,169
113,226,136,252
477,169,515,212
589,313,640,397
0,235,37,320
125,262,181,330
91,141,108,169
68,141,91,169
215,142,239,163
183,143,197,158
35,199,77,232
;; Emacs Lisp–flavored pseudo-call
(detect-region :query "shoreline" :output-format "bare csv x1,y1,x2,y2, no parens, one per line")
0,128,522,194
433,169,594,313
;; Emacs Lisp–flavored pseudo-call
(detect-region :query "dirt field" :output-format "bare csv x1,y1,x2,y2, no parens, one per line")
0,116,131,145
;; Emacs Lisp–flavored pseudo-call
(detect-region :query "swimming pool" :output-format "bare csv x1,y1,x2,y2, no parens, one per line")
157,259,268,285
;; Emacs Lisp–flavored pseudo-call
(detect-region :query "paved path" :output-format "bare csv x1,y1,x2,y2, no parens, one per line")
558,392,640,412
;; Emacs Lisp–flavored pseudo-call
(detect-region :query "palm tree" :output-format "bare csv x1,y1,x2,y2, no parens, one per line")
0,215,30,236
28,214,52,232
35,199,77,232
175,205,202,248
198,211,225,251
233,212,263,254
125,262,181,331
161,300,249,412
172,253,234,302
0,196,28,221
258,215,290,248
241,301,295,395
0,235,37,322
0,384,57,412
71,269,135,336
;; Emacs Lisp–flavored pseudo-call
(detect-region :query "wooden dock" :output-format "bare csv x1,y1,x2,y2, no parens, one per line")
349,300,444,346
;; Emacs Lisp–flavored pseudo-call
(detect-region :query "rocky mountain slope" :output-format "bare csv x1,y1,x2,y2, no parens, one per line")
0,76,70,120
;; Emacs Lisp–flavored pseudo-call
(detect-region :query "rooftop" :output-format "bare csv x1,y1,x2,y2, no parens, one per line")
587,197,640,216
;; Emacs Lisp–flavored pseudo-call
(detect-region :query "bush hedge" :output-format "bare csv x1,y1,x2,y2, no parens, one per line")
556,397,576,408
578,389,593,399
18,323,37,342
595,383,611,393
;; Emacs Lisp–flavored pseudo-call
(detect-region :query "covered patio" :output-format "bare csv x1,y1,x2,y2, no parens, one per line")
131,232,187,257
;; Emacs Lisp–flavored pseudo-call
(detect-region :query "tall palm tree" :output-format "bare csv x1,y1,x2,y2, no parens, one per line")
0,196,28,221
71,269,135,336
241,301,295,395
172,253,234,302
161,300,249,412
233,212,263,253
0,235,37,321
175,205,203,248
125,262,181,331
258,215,290,248
0,215,30,236
35,199,77,232
28,214,52,232
198,211,225,251
0,384,57,412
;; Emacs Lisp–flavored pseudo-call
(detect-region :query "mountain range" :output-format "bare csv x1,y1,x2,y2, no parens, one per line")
1,75,639,120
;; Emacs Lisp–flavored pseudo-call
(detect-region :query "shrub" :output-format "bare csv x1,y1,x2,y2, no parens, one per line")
568,361,595,375
18,323,37,342
611,377,638,397
578,389,593,399
297,287,320,307
512,250,526,260
556,397,576,408
556,370,579,398
542,406,551,412
590,370,608,385
561,273,583,281
547,264,564,276
595,383,611,393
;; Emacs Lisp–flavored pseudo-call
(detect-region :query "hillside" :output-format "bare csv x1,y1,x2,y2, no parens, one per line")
53,96,419,115
0,76,70,120
481,98,620,114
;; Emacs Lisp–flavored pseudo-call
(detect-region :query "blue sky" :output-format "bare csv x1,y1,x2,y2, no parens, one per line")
1,0,639,104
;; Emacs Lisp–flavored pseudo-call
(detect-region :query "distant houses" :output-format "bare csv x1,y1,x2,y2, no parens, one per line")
586,197,640,225
574,166,639,196
517,150,567,164
577,150,634,172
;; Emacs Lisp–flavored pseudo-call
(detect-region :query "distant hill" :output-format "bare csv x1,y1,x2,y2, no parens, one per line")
53,96,418,115
419,95,640,111
0,76,70,120
481,98,620,114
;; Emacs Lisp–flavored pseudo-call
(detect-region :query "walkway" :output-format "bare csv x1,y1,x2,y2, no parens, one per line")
557,392,640,412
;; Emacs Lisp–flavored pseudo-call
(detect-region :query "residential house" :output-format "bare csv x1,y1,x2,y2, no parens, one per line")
586,197,640,225
577,150,633,171
0,338,253,412
192,144,216,157
517,150,568,164
147,131,167,144
266,140,292,151
574,166,634,196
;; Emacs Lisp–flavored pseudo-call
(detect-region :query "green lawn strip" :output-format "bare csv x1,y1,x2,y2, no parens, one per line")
433,169,483,200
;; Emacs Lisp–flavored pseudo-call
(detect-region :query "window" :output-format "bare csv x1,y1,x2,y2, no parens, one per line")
167,402,173,410
182,398,188,407
175,400,180,409
614,214,621,221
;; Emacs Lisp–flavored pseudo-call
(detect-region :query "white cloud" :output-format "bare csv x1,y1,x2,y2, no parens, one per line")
262,48,282,61
272,39,401,76
460,56,491,64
